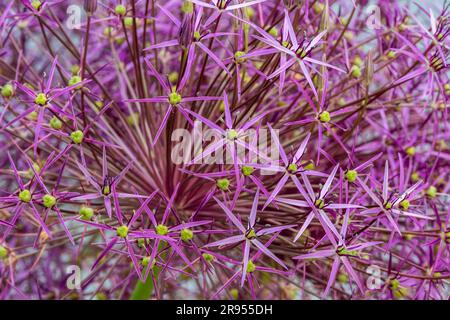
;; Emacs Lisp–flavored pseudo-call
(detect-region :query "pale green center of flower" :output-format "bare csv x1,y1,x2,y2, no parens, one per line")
399,199,410,211
102,184,111,196
268,27,278,37
227,129,239,140
181,1,194,14
70,130,84,144
1,84,13,97
405,146,416,156
241,165,254,177
336,246,357,256
116,225,129,238
314,198,325,209
246,260,256,273
202,253,214,262
168,91,182,105
115,4,126,16
79,206,94,220
427,186,437,198
318,111,331,123
351,65,362,78
245,228,256,240
156,224,168,235
34,93,47,106
68,75,82,89
193,31,201,41
287,163,298,174
43,194,56,208
31,0,42,11
180,228,194,242
234,51,246,63
384,201,393,210
0,246,7,259
19,189,32,203
216,178,230,191
141,256,155,268
345,169,358,183
50,116,62,130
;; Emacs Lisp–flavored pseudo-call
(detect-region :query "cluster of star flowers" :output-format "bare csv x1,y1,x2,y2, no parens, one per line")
0,0,448,300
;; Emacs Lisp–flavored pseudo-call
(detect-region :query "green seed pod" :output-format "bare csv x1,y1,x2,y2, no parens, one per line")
216,178,230,191
116,225,129,238
426,186,437,198
68,75,82,89
70,130,84,144
318,110,331,123
345,169,358,183
50,116,63,130
34,93,47,106
1,83,14,98
226,129,238,140
79,206,94,220
168,91,182,105
43,194,56,208
19,189,32,203
31,0,42,11
180,228,193,242
202,253,214,262
115,4,126,16
246,260,256,273
287,163,298,173
241,165,254,177
0,246,8,259
156,224,168,235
